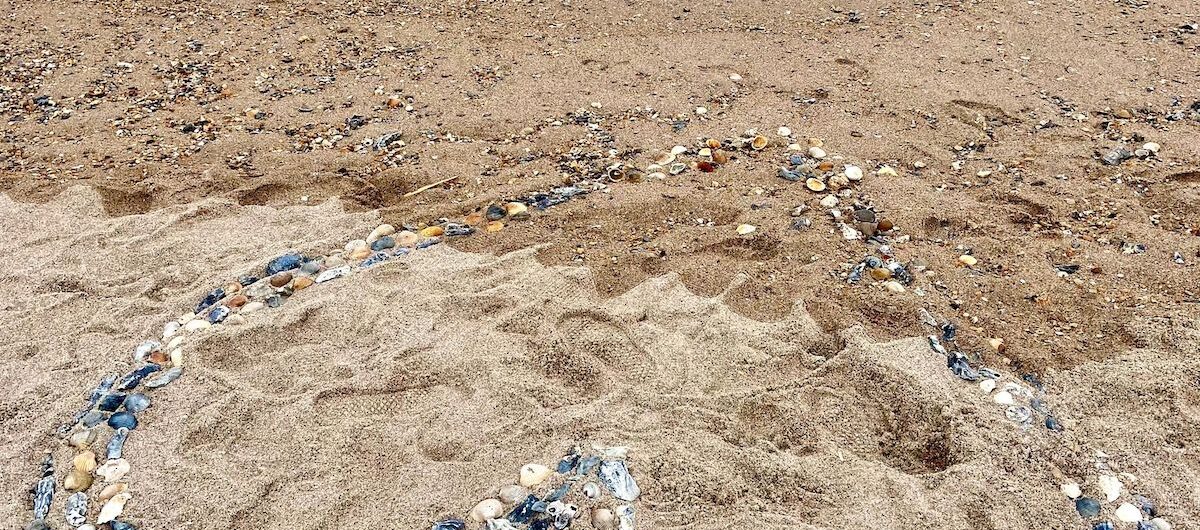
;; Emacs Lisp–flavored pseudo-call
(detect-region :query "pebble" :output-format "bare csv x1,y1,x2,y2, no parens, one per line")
349,246,372,260
162,321,180,340
505,202,529,219
993,390,1015,405
420,226,445,237
73,450,97,473
616,505,635,530
269,272,293,288
877,166,898,178
1061,482,1082,499
736,224,756,235
301,260,324,274
133,341,159,363
367,223,396,242
123,393,150,413
194,287,225,314
591,508,616,530
242,301,265,313
1142,142,1160,154
598,460,640,501
183,319,211,332
99,393,127,412
96,492,131,524
1076,497,1102,518
1116,502,1143,522
96,458,131,482
820,195,839,208
145,367,183,389
110,523,136,530
979,379,997,394
81,410,106,428
107,412,138,430
583,482,600,499
69,429,96,449
293,276,314,290
65,492,87,527
808,146,826,159
958,254,978,267
519,463,552,487
884,281,906,293
207,305,231,324
266,294,284,308
315,265,351,283
498,484,529,504
1150,518,1172,530
370,236,396,251
469,499,505,522
265,252,303,275
1099,475,1123,502
844,164,863,181
486,221,505,232
431,520,466,530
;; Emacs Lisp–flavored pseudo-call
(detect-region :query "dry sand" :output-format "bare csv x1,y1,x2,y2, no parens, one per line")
1,188,1197,529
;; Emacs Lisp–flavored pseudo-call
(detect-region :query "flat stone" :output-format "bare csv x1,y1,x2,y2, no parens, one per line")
1116,502,1143,523
498,485,528,504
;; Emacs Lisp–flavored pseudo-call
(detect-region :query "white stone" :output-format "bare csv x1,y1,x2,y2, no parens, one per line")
884,281,905,293
820,195,839,208
1060,482,1082,499
170,348,183,367
736,224,756,235
367,223,396,243
1099,474,1122,502
777,126,792,137
315,266,351,284
993,390,1015,405
695,106,707,115
1115,502,1143,522
519,463,552,487
729,73,742,81
844,164,863,181
1150,517,1172,530
469,499,504,522
498,484,528,504
183,319,210,332
167,335,184,350
242,301,265,313
97,492,131,524
808,146,827,159
670,145,687,155
162,321,180,340
979,379,997,394
79,525,97,530
1142,142,1160,154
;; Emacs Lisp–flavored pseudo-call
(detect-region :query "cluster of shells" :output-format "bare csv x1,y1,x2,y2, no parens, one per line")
626,129,773,182
434,445,640,530
1061,454,1173,530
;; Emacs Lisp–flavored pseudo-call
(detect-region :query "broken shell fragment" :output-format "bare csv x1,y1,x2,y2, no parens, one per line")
97,492,131,524
736,224,757,235
96,458,131,483
598,460,640,501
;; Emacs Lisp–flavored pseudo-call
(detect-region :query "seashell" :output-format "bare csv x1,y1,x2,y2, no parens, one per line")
777,126,792,137
78,526,96,530
106,427,130,460
751,135,769,150
617,505,635,530
97,492,131,524
162,321,180,340
669,162,687,175
65,467,93,492
1099,475,1123,502
670,145,687,155
349,246,372,260
1076,497,1101,518
1061,482,1082,499
486,204,508,221
653,151,675,165
546,500,580,529
145,366,183,389
808,146,826,159
69,429,96,449
519,463,552,487
73,450,98,473
805,178,826,192
884,280,905,293
819,195,839,208
844,164,864,181
367,223,396,243
736,224,756,235
65,492,87,526
485,520,520,530
591,508,616,530
117,364,161,391
465,212,486,225
133,340,159,363
184,319,211,332
505,202,529,219
1150,518,1172,530
97,458,131,482
469,499,505,522
315,266,351,284
420,226,445,237
827,173,850,191
498,485,529,504
598,460,640,501
993,390,1015,405
979,379,997,394
698,147,712,159
583,482,600,499
97,483,127,503
1116,502,1143,522
713,150,731,164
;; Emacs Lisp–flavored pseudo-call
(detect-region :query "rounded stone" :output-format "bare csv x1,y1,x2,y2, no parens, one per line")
344,239,367,252
420,226,445,237
808,146,826,159
107,412,137,430
123,393,151,413
1076,497,1101,518
325,255,347,268
498,484,528,504
884,281,905,293
269,272,293,288
367,223,396,242
349,246,372,260
242,301,265,313
519,463,552,487
486,204,507,221
819,195,839,208
370,236,396,251
736,224,756,235
958,254,978,267
993,390,1015,406
396,231,419,246
300,260,324,274
469,499,504,522
505,202,529,219
227,294,249,308
844,164,864,181
1116,502,1143,523
293,277,314,290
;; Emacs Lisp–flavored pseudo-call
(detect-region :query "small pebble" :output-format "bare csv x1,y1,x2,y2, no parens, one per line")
519,463,552,487
499,485,529,504
979,379,997,394
958,255,978,267
242,301,265,313
370,236,396,251
420,226,445,237
1076,497,1102,518
736,224,756,235
820,195,839,208
877,166,898,177
884,281,905,293
97,483,127,503
227,294,249,308
300,260,323,274
315,266,351,284
183,319,210,332
1061,482,1082,499
844,164,863,181
367,223,396,242
1116,502,1143,523
1150,518,1172,530
993,390,1015,405
269,272,293,288
1099,475,1123,502
808,146,826,159
123,393,150,413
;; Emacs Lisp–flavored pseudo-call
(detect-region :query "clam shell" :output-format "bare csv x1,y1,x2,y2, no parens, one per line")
805,178,826,192
653,151,675,165
751,135,769,150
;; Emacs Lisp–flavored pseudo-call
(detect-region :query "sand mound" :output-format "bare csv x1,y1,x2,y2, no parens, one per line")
2,188,1196,529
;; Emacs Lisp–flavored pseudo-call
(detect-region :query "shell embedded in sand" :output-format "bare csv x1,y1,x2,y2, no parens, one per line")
736,224,756,235
844,164,863,181
498,484,529,504
979,379,997,394
1099,474,1123,502
653,151,676,165
993,390,1015,405
96,492,131,524
72,450,97,473
808,146,827,159
751,135,769,150
519,463,552,487
1061,482,1082,499
805,178,826,192
64,468,93,492
591,508,616,530
469,499,505,522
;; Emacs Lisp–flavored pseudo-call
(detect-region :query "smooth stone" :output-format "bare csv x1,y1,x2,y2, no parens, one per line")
519,463,552,487
1099,475,1123,502
265,252,303,275
183,319,211,332
349,246,372,260
396,231,419,246
145,367,183,389
65,491,88,526
370,236,396,251
293,276,314,290
993,390,1015,406
242,301,265,313
166,335,184,350
123,394,150,413
469,499,505,522
97,492,131,524
316,266,351,284
345,239,367,252
64,468,93,492
736,224,756,235
69,429,96,449
844,164,863,181
1150,518,1172,530
498,484,528,504
979,379,997,394
959,254,978,266
819,195,839,208
300,260,323,274
1116,502,1143,522
25,520,49,530
269,272,293,288
598,460,640,501
96,458,131,483
227,294,249,308
419,226,445,237
367,223,396,242
97,483,127,503
170,347,183,367
107,411,138,430
81,411,106,428
162,321,181,339
1076,497,1101,518
808,146,826,159
1061,482,1082,499
110,522,136,530
72,450,97,473
325,255,346,267
430,519,465,530
592,508,616,530
506,202,529,219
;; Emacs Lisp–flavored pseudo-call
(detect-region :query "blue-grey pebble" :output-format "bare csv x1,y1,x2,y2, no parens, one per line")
123,393,150,413
81,410,106,428
1076,497,1101,518
370,236,395,251
107,411,138,430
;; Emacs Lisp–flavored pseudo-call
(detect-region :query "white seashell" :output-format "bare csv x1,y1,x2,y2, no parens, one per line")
95,458,130,483
993,390,1015,406
183,319,210,332
367,224,396,243
839,223,861,240
1150,517,1172,530
162,321,180,340
808,146,826,159
583,482,600,499
315,266,351,284
736,224,756,235
777,126,792,137
96,492,131,524
1115,502,1143,522
592,508,616,530
844,164,863,181
1098,474,1122,502
469,499,504,522
979,379,997,394
1142,142,1160,154
170,347,183,367
1060,482,1082,499
670,145,687,155
519,463,552,487
820,195,839,208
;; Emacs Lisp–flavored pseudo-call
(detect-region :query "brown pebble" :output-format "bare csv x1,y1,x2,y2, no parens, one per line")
869,267,892,281
293,277,314,290
269,273,293,288
712,150,731,164
695,161,715,172
396,231,419,246
227,294,249,308
420,226,445,237
465,212,485,225
224,282,242,294
349,246,372,260
877,219,894,231
817,160,834,172
148,350,169,364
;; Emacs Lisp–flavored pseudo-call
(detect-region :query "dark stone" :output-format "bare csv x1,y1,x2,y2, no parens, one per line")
370,236,395,251
266,295,284,308
98,393,127,412
265,253,303,275
529,518,553,530
557,452,580,474
415,238,440,249
940,322,957,342
1136,495,1157,516
238,275,259,286
107,427,130,459
207,305,231,324
544,483,571,502
1076,497,1101,518
430,519,465,530
107,411,138,430
195,287,225,314
111,522,138,530
25,520,50,530
486,204,507,221
947,354,980,381
1093,522,1114,530
445,224,474,237
116,364,162,391
577,455,601,475
1045,416,1064,432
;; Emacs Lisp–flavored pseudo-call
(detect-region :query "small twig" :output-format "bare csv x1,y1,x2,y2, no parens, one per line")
403,176,458,197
